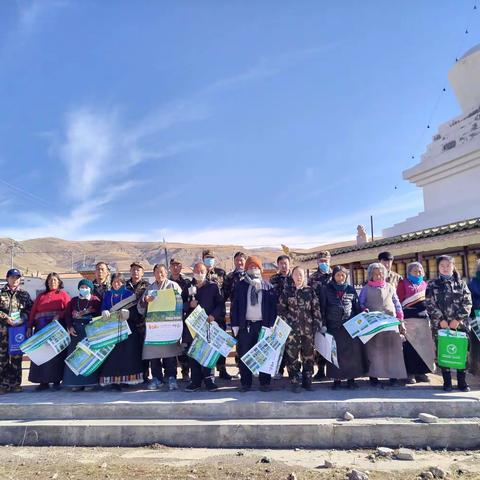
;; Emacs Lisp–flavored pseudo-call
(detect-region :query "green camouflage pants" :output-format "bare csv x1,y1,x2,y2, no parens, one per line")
285,331,315,382
0,326,23,388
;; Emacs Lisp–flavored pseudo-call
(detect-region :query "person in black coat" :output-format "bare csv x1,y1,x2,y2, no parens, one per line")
183,262,225,392
320,266,365,389
231,256,277,392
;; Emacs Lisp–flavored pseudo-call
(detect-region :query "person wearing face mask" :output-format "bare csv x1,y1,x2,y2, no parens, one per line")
138,264,184,392
358,263,407,388
231,256,277,392
98,273,143,391
397,262,435,385
92,262,111,301
320,266,365,390
426,255,473,392
63,279,102,391
0,269,33,394
169,258,192,383
27,272,70,391
308,251,332,381
183,262,225,392
201,249,231,381
279,266,322,392
378,251,403,290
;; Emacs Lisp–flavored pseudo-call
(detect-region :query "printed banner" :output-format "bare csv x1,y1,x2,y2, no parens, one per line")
344,311,400,343
144,289,183,346
20,320,71,366
85,311,131,349
241,316,292,376
65,338,114,377
185,306,237,368
314,331,339,368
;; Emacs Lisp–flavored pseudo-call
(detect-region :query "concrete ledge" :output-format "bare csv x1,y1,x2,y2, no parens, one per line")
1,418,479,449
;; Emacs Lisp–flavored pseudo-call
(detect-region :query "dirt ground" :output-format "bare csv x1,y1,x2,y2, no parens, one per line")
2,446,480,480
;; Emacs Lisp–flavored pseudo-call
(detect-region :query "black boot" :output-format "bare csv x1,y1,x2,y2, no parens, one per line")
302,373,313,391
442,369,452,392
218,367,232,381
457,370,470,392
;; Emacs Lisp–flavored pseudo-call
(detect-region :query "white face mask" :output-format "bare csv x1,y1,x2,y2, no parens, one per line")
194,273,206,283
247,268,261,279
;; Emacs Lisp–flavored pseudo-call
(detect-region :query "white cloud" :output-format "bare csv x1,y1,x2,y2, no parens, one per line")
16,0,69,38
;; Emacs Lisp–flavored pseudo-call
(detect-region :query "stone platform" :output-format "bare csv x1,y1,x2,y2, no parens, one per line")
1,368,480,449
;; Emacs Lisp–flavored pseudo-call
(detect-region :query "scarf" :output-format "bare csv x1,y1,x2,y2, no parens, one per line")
333,282,348,291
368,280,385,288
245,274,262,306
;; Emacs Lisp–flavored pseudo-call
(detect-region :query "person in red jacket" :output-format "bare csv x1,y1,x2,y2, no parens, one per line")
28,272,71,391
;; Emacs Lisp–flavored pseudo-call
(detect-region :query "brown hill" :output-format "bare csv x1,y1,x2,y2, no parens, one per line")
0,237,283,275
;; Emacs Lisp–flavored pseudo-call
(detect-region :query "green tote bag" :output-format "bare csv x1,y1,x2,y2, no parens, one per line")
437,329,469,370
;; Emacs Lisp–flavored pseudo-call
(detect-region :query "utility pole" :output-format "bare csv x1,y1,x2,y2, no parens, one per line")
70,251,74,272
10,242,14,268
163,238,168,265
370,215,374,242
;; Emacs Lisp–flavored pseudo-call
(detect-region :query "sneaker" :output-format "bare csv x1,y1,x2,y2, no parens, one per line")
458,384,471,392
147,377,162,391
205,380,219,392
415,374,430,383
405,375,416,385
185,383,201,392
168,377,178,391
443,384,453,392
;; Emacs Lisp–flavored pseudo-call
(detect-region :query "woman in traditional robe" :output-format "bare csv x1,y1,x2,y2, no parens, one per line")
62,279,102,391
320,266,365,389
358,263,407,387
99,273,144,390
27,273,71,391
397,262,435,384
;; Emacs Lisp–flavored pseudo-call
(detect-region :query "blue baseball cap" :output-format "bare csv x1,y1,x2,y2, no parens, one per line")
6,268,22,278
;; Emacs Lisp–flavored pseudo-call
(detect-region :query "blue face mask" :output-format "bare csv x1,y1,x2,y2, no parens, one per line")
407,274,423,285
318,263,329,273
79,287,90,297
204,258,215,267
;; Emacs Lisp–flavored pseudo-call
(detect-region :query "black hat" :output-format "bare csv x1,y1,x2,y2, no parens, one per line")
6,268,22,278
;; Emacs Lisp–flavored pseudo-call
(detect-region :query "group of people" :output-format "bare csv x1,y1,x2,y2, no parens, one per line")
0,247,478,394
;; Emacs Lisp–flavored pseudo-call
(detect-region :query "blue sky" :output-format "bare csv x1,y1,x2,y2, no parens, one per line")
0,0,478,247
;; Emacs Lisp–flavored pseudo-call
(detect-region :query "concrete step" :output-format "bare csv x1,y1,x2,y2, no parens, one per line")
1,389,480,420
1,417,479,448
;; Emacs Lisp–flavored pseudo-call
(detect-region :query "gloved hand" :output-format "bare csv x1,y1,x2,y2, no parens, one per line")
188,285,197,297
119,309,130,321
101,310,111,319
232,326,239,337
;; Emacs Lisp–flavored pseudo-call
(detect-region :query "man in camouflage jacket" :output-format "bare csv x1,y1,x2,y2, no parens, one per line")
0,269,33,393
279,268,322,392
307,250,331,379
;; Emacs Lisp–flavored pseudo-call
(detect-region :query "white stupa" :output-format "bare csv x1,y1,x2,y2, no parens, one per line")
384,44,480,237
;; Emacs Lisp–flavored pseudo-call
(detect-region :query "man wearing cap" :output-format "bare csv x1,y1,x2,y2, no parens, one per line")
126,262,151,383
169,258,192,382
92,261,111,301
231,256,277,392
202,249,231,380
169,258,191,293
0,269,33,394
378,251,402,290
308,251,332,381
